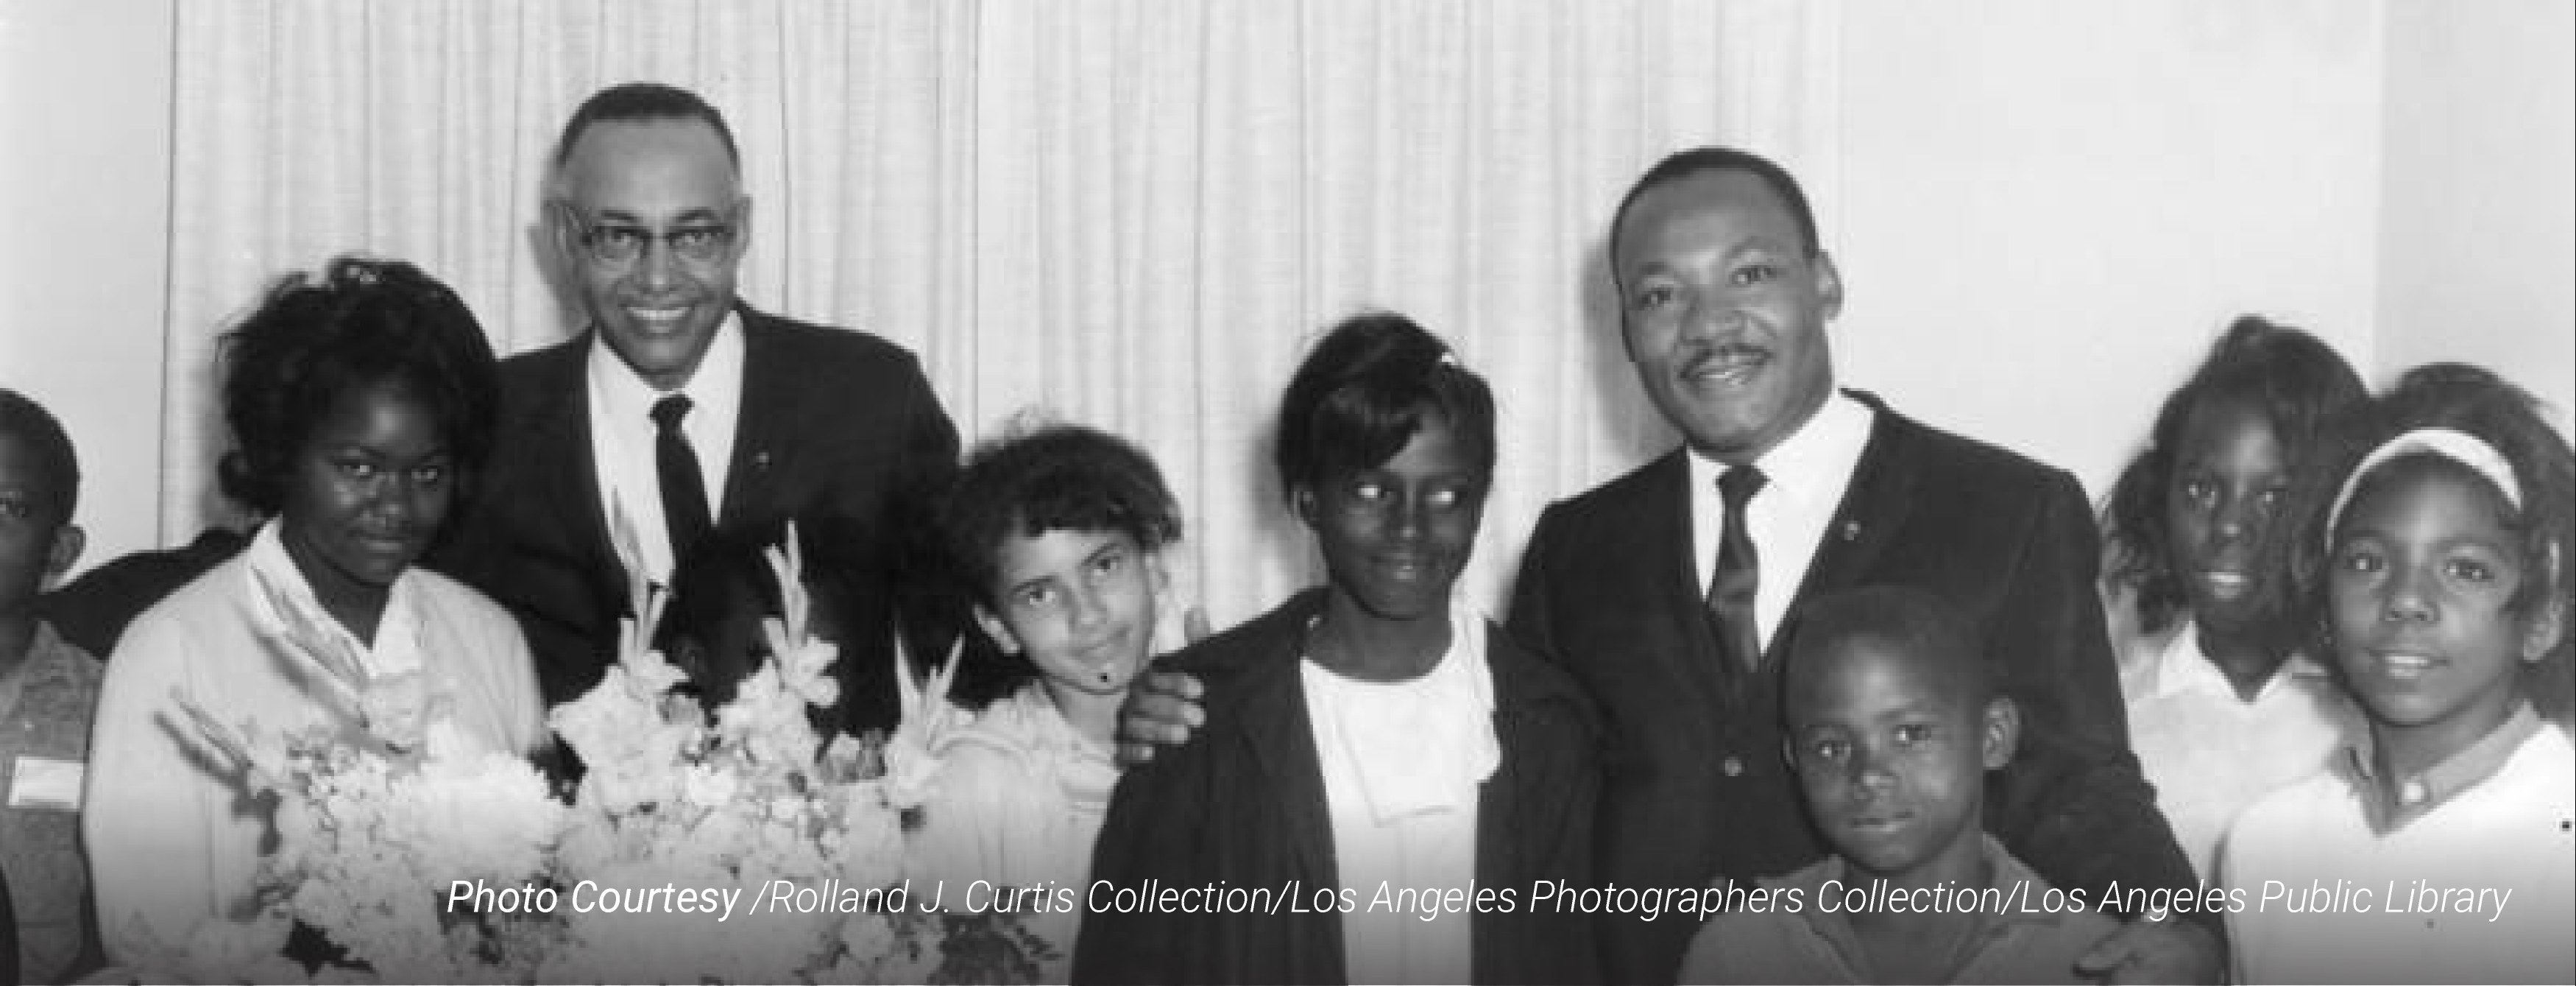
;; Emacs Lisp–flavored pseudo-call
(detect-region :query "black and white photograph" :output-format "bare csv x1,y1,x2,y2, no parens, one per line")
1,1,2569,983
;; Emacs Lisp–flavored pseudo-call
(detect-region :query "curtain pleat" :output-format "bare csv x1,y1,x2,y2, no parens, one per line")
165,0,1838,627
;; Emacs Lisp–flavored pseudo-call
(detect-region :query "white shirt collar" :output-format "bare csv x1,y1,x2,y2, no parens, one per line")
583,309,746,582
2134,616,2333,705
1683,390,1876,654
584,309,746,423
1682,390,1873,512
241,521,426,678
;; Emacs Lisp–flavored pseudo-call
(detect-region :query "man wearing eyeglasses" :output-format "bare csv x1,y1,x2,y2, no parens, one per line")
434,82,960,733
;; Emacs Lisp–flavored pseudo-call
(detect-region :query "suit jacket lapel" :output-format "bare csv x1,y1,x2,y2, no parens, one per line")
1635,452,1735,704
719,305,782,525
522,337,623,594
1788,392,1917,610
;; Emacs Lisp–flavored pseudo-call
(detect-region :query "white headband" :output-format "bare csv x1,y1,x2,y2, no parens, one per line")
2326,427,2524,546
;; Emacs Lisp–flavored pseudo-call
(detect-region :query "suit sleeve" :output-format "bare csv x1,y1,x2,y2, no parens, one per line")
422,454,598,705
882,351,964,672
1986,469,2213,933
1529,704,1604,985
891,350,963,493
423,435,516,605
1504,504,1564,666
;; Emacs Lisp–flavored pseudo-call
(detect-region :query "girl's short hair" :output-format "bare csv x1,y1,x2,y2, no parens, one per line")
2282,362,2573,723
937,420,1181,706
2102,316,2366,638
1273,311,1496,500
941,420,1181,610
216,256,499,515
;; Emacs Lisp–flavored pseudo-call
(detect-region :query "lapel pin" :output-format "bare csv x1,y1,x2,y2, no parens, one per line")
1841,521,1861,542
754,451,772,471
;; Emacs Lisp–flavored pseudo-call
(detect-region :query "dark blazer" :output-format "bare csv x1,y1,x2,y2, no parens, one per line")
429,305,959,730
1507,390,2202,985
1077,588,1602,986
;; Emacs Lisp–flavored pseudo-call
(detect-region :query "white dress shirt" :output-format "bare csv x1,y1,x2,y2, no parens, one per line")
1685,391,1875,656
584,311,746,584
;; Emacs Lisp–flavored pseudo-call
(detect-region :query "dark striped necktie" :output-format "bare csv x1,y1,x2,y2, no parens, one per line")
1710,465,1767,672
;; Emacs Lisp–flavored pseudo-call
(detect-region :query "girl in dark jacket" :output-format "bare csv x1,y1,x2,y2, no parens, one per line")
1076,312,1600,985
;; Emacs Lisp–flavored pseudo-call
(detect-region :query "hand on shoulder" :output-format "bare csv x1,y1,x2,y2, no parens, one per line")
1113,608,1214,767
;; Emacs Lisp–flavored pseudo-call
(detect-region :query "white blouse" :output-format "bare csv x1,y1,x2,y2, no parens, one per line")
1301,602,1498,985
2120,618,2358,878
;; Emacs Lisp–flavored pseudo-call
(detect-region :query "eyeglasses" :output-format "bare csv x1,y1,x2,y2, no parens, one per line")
559,203,742,267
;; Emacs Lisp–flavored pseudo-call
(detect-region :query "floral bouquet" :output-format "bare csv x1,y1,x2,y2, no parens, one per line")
542,521,1050,984
155,566,567,982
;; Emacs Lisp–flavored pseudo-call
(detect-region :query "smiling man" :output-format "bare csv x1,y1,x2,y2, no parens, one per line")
434,83,958,731
1505,147,2221,982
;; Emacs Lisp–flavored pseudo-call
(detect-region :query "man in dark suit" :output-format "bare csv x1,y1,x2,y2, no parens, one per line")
1504,147,2215,983
1122,147,2218,983
432,83,958,731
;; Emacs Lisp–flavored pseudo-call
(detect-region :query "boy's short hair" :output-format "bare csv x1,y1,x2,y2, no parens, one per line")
0,389,79,521
652,516,865,714
1782,585,1991,715
941,420,1181,609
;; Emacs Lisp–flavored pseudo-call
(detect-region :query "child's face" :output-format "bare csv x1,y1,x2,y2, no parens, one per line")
670,609,768,695
1787,635,2012,881
276,379,453,604
2329,465,2554,737
977,527,1164,697
2163,399,2287,633
0,432,78,614
1298,415,1487,623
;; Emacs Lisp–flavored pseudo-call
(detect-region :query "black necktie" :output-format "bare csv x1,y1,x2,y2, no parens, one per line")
651,394,712,564
1710,465,1767,671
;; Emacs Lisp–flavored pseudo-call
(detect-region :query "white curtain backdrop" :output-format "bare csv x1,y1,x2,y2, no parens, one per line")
164,0,1840,628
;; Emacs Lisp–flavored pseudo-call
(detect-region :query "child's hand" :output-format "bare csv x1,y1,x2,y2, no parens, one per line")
1116,671,1206,767
2074,913,2221,985
1113,606,1215,767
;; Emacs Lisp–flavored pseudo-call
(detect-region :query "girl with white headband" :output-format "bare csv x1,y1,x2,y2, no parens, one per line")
2221,363,2573,985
